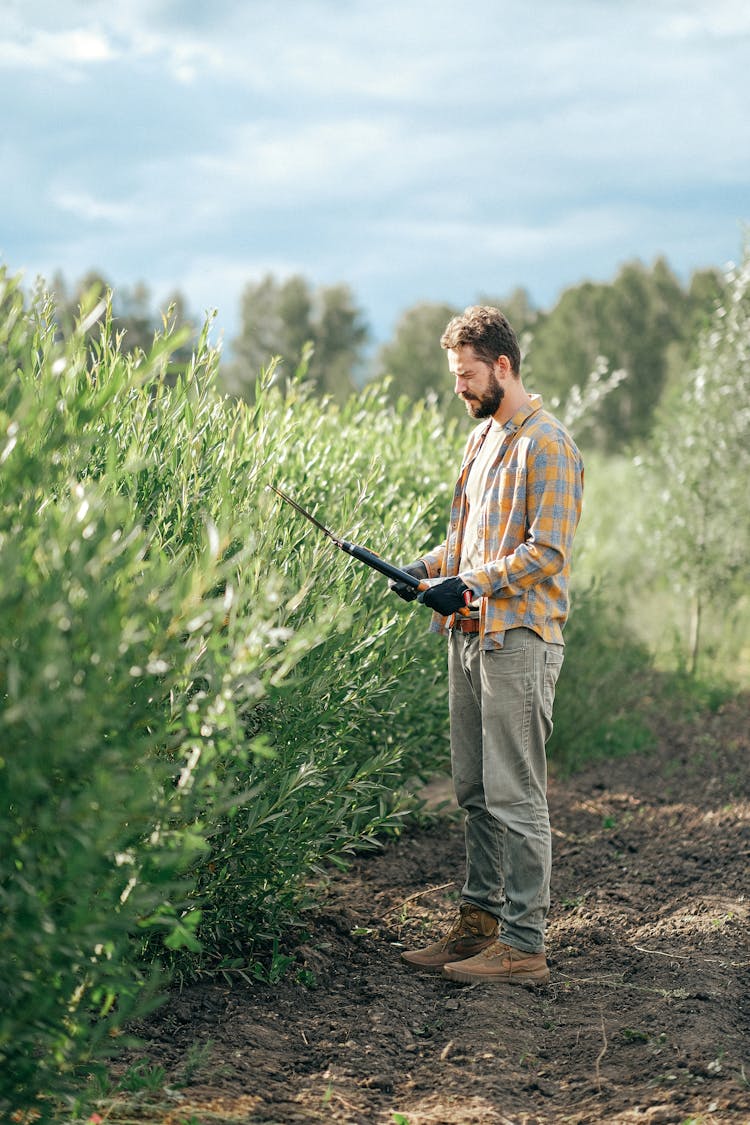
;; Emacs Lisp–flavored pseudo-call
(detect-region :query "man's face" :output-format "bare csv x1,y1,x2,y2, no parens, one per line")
448,345,504,419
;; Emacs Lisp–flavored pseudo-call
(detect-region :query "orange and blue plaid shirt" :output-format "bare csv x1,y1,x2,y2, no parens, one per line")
421,395,584,648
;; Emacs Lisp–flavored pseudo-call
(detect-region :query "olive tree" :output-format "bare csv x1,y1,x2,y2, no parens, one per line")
642,248,750,674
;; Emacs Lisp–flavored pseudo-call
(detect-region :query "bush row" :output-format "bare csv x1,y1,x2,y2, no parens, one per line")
0,274,462,1116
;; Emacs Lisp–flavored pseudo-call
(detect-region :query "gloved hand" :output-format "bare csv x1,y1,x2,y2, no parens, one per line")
418,577,472,615
388,561,428,602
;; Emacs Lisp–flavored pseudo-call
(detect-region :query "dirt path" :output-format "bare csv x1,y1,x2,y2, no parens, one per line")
114,698,749,1124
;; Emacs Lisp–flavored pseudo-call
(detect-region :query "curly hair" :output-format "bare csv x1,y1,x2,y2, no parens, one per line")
440,306,521,375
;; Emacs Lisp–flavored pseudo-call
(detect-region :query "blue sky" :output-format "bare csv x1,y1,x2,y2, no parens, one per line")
1,0,748,348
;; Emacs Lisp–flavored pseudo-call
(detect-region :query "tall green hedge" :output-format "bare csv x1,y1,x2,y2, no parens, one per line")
0,273,460,1117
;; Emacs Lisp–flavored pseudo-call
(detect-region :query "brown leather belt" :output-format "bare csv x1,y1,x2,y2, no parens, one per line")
454,616,480,634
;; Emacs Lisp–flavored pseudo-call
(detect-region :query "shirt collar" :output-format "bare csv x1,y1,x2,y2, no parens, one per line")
503,393,543,434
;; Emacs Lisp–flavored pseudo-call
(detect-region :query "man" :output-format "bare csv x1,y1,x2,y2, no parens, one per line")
390,306,583,986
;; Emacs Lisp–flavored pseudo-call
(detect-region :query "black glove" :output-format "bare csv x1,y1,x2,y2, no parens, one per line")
417,577,472,616
388,560,428,602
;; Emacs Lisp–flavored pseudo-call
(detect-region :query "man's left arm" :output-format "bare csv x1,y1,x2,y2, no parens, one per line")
462,437,583,599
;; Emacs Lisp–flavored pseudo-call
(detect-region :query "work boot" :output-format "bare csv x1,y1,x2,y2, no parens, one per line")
400,904,498,973
442,940,550,986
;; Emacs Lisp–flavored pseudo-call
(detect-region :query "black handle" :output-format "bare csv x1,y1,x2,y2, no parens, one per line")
338,540,422,587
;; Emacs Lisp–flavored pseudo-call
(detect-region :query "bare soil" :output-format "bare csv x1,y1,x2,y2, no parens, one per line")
113,698,749,1124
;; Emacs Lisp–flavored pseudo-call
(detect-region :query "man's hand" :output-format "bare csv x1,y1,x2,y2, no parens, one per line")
418,577,472,615
388,561,428,602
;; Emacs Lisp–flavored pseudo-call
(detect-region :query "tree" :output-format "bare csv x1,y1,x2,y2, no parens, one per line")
658,266,727,411
310,283,369,399
47,271,196,363
642,248,750,674
687,267,726,334
116,280,154,353
49,269,112,342
525,259,695,449
227,274,369,402
229,274,304,385
276,275,314,362
476,286,538,338
375,301,458,404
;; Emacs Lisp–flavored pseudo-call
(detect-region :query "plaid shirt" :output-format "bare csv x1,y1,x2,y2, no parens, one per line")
421,395,584,648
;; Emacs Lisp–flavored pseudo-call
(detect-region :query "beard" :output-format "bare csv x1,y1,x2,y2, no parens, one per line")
461,372,505,418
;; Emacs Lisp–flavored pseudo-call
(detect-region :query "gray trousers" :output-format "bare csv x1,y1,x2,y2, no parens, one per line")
448,627,563,953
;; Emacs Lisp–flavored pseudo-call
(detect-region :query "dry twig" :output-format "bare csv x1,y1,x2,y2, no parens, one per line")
594,1011,608,1093
380,882,455,918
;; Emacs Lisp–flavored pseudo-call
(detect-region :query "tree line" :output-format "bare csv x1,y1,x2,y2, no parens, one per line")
49,257,727,451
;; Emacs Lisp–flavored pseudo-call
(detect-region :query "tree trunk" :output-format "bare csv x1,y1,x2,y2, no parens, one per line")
688,592,702,677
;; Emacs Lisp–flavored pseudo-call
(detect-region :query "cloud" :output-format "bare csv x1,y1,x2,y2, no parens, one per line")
0,9,221,86
382,208,634,260
657,0,750,40
0,27,115,70
53,190,139,226
190,117,407,209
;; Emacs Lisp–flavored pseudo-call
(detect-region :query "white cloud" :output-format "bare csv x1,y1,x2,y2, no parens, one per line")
0,10,222,85
110,26,224,83
658,0,750,40
0,26,115,70
220,37,444,102
53,189,138,226
191,117,405,206
391,208,635,258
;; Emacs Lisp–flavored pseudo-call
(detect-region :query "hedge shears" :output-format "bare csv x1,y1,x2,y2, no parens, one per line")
270,485,472,616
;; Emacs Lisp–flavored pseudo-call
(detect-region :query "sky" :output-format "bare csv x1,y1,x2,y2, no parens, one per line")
1,0,748,350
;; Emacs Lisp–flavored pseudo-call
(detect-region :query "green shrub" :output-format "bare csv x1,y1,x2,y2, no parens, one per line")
0,273,461,1116
547,583,655,774
180,381,461,963
0,275,237,1115
0,277,331,1114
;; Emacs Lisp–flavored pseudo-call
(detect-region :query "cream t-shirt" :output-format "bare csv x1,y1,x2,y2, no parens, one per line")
459,419,506,575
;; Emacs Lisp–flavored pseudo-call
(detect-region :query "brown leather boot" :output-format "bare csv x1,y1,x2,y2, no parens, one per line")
400,904,498,972
442,940,550,986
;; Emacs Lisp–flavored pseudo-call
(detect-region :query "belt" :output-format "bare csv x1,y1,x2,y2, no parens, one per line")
453,615,480,634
